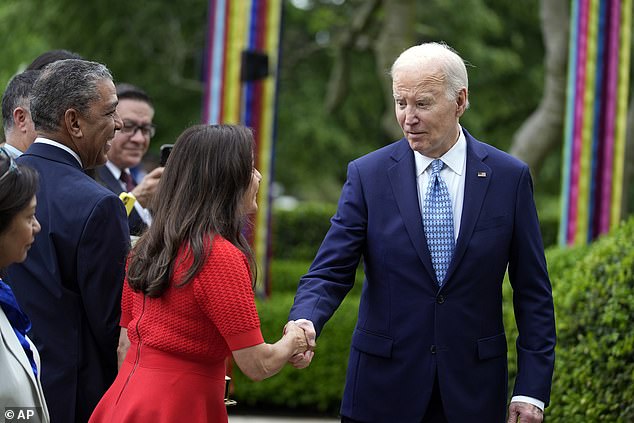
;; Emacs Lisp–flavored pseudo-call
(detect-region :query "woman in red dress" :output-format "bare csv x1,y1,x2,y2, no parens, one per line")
90,124,309,423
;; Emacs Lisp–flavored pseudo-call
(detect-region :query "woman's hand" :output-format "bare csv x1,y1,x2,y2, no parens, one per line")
283,321,309,355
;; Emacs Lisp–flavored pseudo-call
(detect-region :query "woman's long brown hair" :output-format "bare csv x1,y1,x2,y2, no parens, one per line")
126,124,256,297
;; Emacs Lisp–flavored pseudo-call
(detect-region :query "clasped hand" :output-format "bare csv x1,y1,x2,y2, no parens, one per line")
283,319,316,369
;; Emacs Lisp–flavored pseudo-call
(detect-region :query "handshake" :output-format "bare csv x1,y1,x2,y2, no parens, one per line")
283,319,317,369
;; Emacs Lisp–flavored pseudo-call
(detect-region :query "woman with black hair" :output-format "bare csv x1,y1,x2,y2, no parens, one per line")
90,125,309,423
0,147,49,422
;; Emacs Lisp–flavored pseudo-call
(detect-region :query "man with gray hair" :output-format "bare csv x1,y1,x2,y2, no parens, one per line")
288,42,555,422
7,59,129,422
1,70,39,159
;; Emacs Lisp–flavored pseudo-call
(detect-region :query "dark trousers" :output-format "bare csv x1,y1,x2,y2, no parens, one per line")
341,374,448,423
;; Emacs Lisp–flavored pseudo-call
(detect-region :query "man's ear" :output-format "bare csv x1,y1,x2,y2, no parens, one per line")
12,107,30,132
64,108,83,138
456,88,468,117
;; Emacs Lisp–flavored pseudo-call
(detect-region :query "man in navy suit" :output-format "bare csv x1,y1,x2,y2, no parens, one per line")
288,42,556,422
8,59,129,422
95,83,163,236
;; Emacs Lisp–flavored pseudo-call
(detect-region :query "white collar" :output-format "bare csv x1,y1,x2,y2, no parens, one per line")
34,137,83,167
414,126,466,177
105,160,127,180
1,143,23,159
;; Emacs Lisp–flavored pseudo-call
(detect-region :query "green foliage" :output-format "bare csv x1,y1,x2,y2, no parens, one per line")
537,194,561,248
547,217,634,421
272,202,337,261
231,292,359,415
269,258,363,296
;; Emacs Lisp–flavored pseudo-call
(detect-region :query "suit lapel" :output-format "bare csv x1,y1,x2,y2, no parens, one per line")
97,166,125,194
387,140,436,280
443,132,491,287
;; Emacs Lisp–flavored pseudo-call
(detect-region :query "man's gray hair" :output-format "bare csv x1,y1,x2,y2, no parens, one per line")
2,70,40,134
391,42,470,108
29,59,113,133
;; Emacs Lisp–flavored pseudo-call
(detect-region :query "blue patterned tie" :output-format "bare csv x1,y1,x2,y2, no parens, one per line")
423,159,455,286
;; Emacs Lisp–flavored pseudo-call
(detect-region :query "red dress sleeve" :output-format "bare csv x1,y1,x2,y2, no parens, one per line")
193,238,263,351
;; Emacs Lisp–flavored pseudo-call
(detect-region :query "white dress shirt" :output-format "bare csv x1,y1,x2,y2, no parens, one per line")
2,143,23,159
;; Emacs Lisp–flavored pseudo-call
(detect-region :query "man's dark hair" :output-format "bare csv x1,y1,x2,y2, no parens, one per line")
1,70,40,134
26,49,83,71
29,59,113,133
116,83,153,107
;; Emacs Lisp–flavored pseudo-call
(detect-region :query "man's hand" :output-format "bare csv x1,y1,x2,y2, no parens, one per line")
507,401,543,423
285,319,316,369
130,167,164,208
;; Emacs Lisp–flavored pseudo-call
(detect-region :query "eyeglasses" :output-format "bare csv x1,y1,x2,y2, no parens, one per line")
0,147,19,182
120,120,156,138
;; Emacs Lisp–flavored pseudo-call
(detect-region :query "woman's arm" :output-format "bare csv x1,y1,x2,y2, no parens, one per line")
232,321,308,381
117,327,130,370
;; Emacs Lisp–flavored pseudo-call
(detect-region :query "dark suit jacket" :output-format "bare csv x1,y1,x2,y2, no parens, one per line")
95,165,147,236
8,143,129,423
289,129,556,422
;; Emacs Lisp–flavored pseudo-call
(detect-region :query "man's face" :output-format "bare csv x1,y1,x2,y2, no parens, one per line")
76,79,122,169
392,64,466,158
107,98,155,169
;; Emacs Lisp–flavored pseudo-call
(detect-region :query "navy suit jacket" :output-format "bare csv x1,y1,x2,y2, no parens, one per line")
289,129,556,422
95,165,147,236
8,143,129,423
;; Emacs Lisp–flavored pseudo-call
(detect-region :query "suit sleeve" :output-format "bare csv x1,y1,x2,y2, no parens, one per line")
76,194,129,378
508,166,556,406
288,161,367,336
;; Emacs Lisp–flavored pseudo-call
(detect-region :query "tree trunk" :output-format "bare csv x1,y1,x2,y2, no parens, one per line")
324,0,381,113
509,0,569,174
373,0,417,141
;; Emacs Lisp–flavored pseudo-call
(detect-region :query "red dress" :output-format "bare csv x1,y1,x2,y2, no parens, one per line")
89,236,264,423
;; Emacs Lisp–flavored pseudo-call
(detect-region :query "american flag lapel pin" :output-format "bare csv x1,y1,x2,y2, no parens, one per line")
477,171,487,178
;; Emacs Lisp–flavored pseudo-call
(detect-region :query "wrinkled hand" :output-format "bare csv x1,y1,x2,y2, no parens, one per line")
285,319,316,369
131,167,164,208
507,401,543,423
283,321,309,355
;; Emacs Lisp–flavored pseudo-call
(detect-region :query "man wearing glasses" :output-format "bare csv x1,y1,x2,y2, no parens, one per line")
96,83,163,236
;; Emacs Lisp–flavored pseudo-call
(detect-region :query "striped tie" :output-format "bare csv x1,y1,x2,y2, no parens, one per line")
423,159,455,286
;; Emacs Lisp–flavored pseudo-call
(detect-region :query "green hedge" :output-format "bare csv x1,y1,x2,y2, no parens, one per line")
231,292,359,414
272,202,337,261
547,218,634,421
269,259,364,296
237,217,634,420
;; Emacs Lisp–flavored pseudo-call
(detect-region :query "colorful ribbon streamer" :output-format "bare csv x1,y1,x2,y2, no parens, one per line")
203,0,283,292
560,0,632,246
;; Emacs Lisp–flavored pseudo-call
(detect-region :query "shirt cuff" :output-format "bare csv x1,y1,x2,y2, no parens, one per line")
510,395,544,411
133,200,153,225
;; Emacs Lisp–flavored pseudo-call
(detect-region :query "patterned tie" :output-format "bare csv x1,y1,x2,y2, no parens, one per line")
423,159,455,286
120,171,136,192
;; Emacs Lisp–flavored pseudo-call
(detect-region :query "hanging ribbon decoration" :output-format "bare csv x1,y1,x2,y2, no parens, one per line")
203,0,283,294
560,0,632,246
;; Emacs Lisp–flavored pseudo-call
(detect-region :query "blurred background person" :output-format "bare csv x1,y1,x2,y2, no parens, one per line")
7,59,129,423
0,148,49,422
1,71,39,159
25,49,83,71
90,124,309,423
96,83,163,236
1,49,84,160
